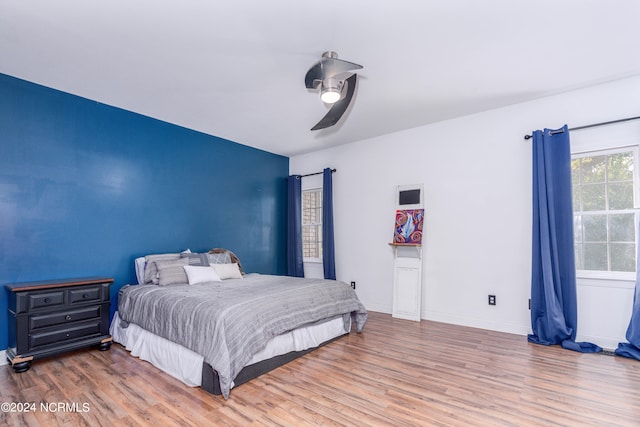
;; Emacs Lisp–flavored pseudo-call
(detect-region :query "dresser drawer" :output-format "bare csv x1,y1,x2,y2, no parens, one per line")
28,290,66,310
69,286,101,304
30,306,102,330
29,321,102,349
12,283,108,314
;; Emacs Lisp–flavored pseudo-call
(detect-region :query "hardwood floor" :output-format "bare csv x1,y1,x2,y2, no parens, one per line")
2,311,640,426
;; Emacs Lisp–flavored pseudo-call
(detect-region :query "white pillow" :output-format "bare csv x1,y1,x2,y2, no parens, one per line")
212,263,243,280
183,265,221,285
134,257,146,285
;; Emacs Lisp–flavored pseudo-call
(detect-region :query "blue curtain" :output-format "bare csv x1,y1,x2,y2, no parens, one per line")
287,175,304,277
322,168,336,280
528,125,601,353
615,213,640,360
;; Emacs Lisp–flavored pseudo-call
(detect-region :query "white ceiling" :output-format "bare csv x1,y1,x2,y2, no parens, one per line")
2,1,640,157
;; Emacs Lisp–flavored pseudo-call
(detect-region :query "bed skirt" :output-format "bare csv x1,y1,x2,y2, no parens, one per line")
110,312,350,394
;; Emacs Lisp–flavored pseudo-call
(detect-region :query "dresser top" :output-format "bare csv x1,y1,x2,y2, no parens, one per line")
5,276,114,292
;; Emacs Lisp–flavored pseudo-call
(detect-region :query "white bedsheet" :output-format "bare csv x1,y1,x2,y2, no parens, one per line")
110,311,349,389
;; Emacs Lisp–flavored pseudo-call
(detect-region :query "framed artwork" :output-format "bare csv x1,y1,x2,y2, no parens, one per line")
393,209,424,244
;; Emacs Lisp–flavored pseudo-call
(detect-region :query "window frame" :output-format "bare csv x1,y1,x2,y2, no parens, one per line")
572,145,640,281
302,188,323,263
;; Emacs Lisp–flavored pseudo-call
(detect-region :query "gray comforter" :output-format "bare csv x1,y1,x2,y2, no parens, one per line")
117,273,367,398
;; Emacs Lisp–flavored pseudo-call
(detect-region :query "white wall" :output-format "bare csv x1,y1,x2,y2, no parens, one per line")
291,75,640,349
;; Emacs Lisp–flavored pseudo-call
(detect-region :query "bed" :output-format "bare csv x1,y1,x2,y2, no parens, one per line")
110,249,368,399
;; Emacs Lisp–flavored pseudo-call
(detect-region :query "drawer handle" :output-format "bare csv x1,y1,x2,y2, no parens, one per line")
66,333,70,338
44,298,50,303
65,315,72,321
82,294,88,299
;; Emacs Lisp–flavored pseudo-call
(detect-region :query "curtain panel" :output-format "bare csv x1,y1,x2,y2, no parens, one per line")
322,168,336,280
287,175,304,277
528,125,600,353
616,213,640,360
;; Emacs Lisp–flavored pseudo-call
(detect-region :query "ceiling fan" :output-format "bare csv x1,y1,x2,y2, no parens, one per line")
304,51,363,131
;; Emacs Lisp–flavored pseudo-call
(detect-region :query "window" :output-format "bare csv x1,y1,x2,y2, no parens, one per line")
302,189,322,260
572,148,638,277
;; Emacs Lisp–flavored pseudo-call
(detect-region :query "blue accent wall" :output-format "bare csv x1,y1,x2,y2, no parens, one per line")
0,73,288,350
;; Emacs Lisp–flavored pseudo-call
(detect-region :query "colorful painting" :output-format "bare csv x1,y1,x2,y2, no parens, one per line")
393,209,424,244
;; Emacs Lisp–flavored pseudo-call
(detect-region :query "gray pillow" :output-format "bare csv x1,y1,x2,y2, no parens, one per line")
156,258,189,286
207,252,232,265
181,252,210,266
144,253,181,285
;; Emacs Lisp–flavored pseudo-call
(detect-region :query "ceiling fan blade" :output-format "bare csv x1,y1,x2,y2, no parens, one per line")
311,73,357,131
305,57,363,89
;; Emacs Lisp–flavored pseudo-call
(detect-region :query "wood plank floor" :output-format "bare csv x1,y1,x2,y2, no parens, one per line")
2,311,640,426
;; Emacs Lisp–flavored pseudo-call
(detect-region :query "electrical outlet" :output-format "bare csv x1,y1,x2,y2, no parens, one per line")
350,281,356,289
488,295,496,305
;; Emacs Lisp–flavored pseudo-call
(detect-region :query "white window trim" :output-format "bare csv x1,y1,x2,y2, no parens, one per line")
302,188,322,263
572,144,640,280
576,269,636,281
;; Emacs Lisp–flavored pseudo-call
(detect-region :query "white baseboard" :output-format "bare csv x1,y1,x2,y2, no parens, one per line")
0,350,7,366
364,305,530,338
361,301,392,315
364,304,530,336
575,333,623,351
422,310,531,337
351,306,624,350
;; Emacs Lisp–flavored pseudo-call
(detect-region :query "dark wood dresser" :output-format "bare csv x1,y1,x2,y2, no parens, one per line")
5,276,113,373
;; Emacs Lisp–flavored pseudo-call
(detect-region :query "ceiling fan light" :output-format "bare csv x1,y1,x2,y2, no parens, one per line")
320,77,341,104
321,87,341,104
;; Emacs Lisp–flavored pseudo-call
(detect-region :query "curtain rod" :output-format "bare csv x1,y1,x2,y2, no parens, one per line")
299,168,336,178
523,115,640,140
